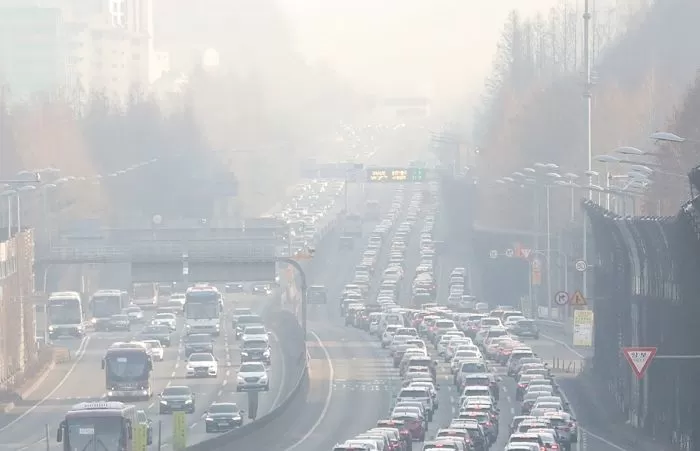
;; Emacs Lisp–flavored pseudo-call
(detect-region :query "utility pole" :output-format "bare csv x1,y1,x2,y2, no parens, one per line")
582,0,593,302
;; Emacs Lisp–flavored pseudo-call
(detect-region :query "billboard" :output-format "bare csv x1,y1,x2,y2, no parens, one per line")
573,309,594,347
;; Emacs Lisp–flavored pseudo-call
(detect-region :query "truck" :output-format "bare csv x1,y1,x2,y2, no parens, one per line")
184,285,223,336
131,283,158,309
56,401,136,451
47,291,85,339
90,290,128,331
102,342,153,401
342,214,363,238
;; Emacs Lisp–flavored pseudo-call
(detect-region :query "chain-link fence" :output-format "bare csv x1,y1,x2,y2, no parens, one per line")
584,192,700,451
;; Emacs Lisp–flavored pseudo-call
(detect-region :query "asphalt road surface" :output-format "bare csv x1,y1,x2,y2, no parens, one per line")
0,293,285,451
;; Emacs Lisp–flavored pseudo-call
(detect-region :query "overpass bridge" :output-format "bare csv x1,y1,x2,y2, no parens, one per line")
36,224,288,284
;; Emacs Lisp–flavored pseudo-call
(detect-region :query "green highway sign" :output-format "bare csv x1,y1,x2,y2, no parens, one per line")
366,167,428,182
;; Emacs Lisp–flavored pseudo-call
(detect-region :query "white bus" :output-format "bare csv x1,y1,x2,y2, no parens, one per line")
47,291,85,339
184,285,222,336
131,283,158,309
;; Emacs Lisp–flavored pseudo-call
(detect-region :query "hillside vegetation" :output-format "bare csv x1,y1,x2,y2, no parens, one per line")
474,0,700,227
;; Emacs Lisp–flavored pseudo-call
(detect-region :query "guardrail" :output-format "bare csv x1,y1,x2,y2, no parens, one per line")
186,310,309,451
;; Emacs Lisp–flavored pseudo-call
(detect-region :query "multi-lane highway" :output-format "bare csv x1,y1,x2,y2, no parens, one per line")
0,293,286,451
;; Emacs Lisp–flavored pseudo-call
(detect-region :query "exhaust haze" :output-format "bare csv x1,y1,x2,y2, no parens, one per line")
277,0,563,110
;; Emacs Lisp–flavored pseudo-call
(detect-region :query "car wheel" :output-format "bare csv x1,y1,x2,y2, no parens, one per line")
205,427,211,433
159,409,166,414
265,384,270,391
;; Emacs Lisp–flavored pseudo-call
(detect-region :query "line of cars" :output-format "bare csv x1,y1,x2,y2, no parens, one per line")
334,184,443,451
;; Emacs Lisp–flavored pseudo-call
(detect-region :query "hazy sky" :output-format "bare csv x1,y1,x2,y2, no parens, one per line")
276,0,580,110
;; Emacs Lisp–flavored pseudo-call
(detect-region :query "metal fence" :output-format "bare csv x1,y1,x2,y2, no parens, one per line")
0,229,38,392
584,194,700,451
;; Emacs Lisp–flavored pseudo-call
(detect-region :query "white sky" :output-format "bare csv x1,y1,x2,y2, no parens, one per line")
276,0,570,110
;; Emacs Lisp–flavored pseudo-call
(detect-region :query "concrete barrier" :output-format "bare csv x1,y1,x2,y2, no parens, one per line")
186,310,308,451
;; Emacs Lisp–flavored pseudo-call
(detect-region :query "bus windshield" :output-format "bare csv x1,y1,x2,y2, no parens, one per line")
48,299,82,325
105,353,149,380
66,416,124,451
91,296,122,318
185,302,218,319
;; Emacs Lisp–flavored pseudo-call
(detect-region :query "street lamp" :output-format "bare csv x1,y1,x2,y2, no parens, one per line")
650,131,686,143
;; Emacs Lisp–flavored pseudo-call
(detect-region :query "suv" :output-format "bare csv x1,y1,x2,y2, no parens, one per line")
241,338,271,364
395,387,434,421
184,334,214,357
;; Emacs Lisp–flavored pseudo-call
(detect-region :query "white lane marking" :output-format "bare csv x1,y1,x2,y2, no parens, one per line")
189,423,197,429
0,335,90,433
541,333,585,358
283,330,334,451
268,332,287,410
579,428,629,451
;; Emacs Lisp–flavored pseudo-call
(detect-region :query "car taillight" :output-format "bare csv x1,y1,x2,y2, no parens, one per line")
551,445,559,450
518,383,526,388
540,447,546,451
484,422,492,426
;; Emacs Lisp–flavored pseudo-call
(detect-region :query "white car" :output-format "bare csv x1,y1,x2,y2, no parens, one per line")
241,325,270,342
152,313,177,331
124,305,144,322
186,353,218,378
236,362,269,391
142,339,164,361
169,293,186,305
381,325,400,347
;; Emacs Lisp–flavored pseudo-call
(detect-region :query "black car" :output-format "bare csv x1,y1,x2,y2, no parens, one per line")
513,319,540,339
184,334,214,358
159,386,195,414
225,283,245,293
107,314,131,331
138,325,172,347
240,338,271,364
234,315,264,340
204,402,244,432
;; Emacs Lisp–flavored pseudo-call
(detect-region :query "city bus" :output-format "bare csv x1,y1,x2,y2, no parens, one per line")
57,401,136,451
184,285,223,336
101,342,153,401
47,291,85,339
90,290,128,331
131,283,158,309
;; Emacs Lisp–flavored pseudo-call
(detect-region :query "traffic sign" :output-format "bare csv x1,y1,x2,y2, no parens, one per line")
570,290,587,306
554,291,569,305
489,250,498,259
575,259,588,272
505,248,514,258
622,347,657,379
172,411,187,451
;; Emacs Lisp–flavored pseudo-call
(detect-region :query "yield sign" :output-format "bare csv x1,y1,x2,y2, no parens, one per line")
622,347,657,379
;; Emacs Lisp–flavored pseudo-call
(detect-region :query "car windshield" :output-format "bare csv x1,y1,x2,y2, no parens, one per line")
188,354,213,362
209,404,238,414
143,340,161,349
399,389,428,398
234,309,252,315
240,363,265,372
155,314,175,319
163,387,190,396
243,340,268,349
186,335,210,343
237,315,263,325
111,315,127,320
244,326,266,334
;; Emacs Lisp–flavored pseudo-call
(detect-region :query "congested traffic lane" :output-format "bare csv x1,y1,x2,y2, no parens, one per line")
270,184,399,451
0,298,285,451
435,248,587,449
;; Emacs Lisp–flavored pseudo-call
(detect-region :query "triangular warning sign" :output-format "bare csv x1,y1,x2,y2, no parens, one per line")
570,290,586,306
622,347,657,379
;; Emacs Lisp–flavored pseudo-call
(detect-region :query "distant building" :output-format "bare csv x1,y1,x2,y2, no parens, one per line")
0,0,159,106
0,7,65,102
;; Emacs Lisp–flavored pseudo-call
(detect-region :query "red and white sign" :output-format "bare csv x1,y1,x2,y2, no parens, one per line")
622,347,657,379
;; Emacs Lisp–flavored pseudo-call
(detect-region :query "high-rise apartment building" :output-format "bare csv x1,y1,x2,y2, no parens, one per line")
0,0,156,105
